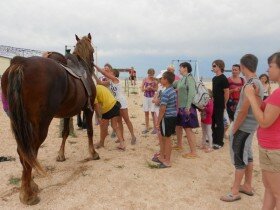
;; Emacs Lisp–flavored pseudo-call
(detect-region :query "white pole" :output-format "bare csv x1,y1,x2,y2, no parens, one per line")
196,60,200,81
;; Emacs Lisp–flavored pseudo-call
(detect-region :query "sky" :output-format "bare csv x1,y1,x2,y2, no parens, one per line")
0,0,279,78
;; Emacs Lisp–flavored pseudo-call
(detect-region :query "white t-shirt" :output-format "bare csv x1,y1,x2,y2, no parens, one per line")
109,80,127,109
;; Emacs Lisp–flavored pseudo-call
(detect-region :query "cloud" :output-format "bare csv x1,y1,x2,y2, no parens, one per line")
0,0,279,76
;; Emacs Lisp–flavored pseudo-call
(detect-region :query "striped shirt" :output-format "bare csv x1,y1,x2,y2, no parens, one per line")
160,86,177,117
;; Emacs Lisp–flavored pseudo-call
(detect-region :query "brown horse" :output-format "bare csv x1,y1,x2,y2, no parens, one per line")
1,33,99,205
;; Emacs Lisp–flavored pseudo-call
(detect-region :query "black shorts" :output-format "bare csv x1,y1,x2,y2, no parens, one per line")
130,76,136,80
102,101,121,120
231,129,251,169
160,117,177,137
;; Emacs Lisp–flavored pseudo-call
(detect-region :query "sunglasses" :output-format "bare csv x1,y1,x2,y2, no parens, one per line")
212,65,217,68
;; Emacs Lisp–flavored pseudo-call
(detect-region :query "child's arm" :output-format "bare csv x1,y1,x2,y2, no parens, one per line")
92,71,110,86
156,105,166,129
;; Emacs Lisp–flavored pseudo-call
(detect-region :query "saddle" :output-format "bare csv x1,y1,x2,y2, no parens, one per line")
46,52,93,110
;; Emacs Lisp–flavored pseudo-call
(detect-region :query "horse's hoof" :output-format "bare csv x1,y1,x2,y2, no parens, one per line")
92,153,100,160
20,192,40,205
56,155,66,162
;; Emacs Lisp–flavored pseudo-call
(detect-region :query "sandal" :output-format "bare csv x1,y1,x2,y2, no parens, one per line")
116,146,126,151
239,186,254,196
151,156,162,164
220,193,241,202
142,129,149,134
182,153,197,159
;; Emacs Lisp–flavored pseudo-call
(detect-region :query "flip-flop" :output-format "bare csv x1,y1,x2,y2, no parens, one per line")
152,156,162,164
157,163,171,169
182,153,197,159
220,193,241,202
172,146,183,151
239,187,254,196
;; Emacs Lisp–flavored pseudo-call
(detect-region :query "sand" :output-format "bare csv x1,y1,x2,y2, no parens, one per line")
0,80,275,210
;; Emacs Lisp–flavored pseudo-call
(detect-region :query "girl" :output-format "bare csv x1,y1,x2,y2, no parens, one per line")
200,89,214,153
259,73,271,100
141,68,158,134
93,64,137,145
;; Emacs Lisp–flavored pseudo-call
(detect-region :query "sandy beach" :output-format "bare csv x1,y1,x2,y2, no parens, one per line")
0,80,275,210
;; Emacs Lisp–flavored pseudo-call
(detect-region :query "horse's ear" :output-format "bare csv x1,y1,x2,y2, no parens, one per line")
75,34,80,41
88,33,92,40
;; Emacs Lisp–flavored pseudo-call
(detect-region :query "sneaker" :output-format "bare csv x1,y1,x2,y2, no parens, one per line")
213,144,222,150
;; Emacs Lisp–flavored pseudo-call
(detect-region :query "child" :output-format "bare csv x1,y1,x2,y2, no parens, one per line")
200,89,214,152
154,71,177,168
93,85,126,151
259,73,271,100
93,63,137,145
141,68,158,134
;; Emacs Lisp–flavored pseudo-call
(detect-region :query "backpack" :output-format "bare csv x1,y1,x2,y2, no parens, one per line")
185,74,210,109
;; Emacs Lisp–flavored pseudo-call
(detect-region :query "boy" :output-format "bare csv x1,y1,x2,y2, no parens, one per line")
220,54,264,202
155,71,177,168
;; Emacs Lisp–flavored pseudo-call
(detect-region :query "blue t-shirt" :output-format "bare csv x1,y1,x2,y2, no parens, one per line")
160,86,177,117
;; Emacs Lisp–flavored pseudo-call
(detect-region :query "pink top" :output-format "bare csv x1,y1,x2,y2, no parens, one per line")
201,99,213,124
174,74,180,81
257,88,280,149
228,77,244,100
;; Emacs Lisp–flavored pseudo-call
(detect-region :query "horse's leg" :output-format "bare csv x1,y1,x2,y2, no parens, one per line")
17,149,40,205
84,109,100,160
77,112,82,128
82,111,87,129
57,118,70,161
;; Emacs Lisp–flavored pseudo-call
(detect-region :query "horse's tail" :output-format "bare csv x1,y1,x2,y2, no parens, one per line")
7,63,46,175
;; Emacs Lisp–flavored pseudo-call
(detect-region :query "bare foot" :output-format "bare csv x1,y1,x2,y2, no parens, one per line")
204,147,214,153
199,145,207,150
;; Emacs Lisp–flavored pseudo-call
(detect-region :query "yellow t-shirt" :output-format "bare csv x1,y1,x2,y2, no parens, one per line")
95,85,116,114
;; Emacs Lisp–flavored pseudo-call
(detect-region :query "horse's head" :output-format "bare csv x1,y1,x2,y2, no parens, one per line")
73,33,94,74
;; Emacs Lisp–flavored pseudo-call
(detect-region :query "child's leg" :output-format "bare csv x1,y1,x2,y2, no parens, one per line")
117,115,124,139
201,123,207,148
151,112,157,132
111,116,125,149
97,119,109,147
206,124,213,148
159,136,166,163
144,111,149,131
120,108,136,144
163,136,172,166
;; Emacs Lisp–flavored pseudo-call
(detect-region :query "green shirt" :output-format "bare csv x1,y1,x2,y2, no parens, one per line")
173,74,196,109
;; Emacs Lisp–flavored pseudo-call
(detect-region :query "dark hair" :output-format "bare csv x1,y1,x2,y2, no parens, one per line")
179,62,192,73
268,52,280,68
240,54,258,72
147,68,155,75
259,73,269,84
104,63,113,70
232,64,240,69
162,71,175,84
111,69,119,78
212,60,225,72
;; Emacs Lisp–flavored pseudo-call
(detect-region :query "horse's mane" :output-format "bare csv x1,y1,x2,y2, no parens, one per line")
73,36,94,74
